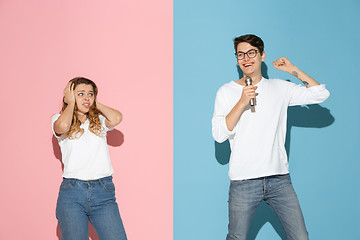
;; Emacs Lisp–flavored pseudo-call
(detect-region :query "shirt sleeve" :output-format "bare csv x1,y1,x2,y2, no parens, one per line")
100,115,114,132
212,90,236,143
51,114,63,139
287,83,330,106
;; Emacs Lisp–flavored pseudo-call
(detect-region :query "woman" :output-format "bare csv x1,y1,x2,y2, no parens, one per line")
52,77,127,240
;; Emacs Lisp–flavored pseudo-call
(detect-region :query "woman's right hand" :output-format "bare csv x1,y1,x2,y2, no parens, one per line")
64,82,75,104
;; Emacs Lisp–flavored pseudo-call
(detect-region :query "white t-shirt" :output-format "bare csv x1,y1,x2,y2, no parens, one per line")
212,78,330,180
52,114,114,180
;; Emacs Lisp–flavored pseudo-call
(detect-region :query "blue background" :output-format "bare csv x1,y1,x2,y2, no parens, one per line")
174,0,360,239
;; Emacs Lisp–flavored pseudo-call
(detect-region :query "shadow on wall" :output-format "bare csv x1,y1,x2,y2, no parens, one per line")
52,128,124,240
285,104,334,159
52,135,64,171
107,129,125,147
214,62,334,239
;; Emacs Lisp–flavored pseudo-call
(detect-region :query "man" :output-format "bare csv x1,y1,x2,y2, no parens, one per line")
212,34,330,240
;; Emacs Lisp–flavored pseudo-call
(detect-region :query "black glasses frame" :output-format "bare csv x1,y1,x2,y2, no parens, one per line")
234,49,260,60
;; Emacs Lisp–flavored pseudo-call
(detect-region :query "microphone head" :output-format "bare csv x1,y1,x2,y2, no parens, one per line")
245,76,252,86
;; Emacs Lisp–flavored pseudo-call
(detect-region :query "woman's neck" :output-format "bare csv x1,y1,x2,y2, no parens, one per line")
77,112,87,123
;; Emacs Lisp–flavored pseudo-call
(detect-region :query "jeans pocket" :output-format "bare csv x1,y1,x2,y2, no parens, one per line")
230,179,246,185
101,181,116,192
274,174,291,182
59,181,70,191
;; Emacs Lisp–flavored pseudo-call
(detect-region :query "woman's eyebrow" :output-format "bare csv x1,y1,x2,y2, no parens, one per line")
76,90,94,93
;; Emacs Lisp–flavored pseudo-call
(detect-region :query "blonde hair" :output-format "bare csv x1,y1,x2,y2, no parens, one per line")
61,77,104,139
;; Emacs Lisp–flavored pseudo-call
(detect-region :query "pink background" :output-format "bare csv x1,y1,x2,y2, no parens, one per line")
0,1,172,239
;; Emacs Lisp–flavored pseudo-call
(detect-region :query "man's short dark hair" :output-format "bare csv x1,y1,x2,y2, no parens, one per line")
234,34,264,54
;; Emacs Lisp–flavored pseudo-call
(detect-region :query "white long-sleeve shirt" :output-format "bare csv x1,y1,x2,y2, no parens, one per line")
212,78,330,180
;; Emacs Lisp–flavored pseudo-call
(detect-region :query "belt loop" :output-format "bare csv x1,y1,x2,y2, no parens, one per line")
70,179,75,186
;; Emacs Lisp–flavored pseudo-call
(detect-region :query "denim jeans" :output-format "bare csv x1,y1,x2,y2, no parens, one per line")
56,176,127,240
226,174,308,240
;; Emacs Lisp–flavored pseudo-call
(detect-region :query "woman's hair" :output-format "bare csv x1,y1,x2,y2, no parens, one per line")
61,77,104,139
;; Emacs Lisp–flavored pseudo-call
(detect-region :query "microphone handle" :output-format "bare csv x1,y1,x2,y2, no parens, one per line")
245,81,255,106
249,98,255,106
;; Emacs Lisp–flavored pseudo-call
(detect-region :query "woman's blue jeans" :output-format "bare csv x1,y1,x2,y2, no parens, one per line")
226,174,308,240
56,176,127,240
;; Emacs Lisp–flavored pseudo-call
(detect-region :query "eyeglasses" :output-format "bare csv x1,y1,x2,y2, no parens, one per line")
235,49,260,60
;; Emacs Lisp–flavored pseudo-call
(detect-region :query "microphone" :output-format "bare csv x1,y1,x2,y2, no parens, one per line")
244,76,255,106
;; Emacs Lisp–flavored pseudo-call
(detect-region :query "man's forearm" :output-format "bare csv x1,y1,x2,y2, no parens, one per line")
225,100,247,131
290,66,320,88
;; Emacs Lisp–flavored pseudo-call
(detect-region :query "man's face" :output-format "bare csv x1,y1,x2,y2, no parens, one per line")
236,42,265,77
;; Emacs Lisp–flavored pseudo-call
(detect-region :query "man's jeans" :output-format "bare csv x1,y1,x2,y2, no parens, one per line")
226,174,308,240
56,176,127,240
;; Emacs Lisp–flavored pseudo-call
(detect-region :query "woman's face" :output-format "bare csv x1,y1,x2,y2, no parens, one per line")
74,83,95,114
